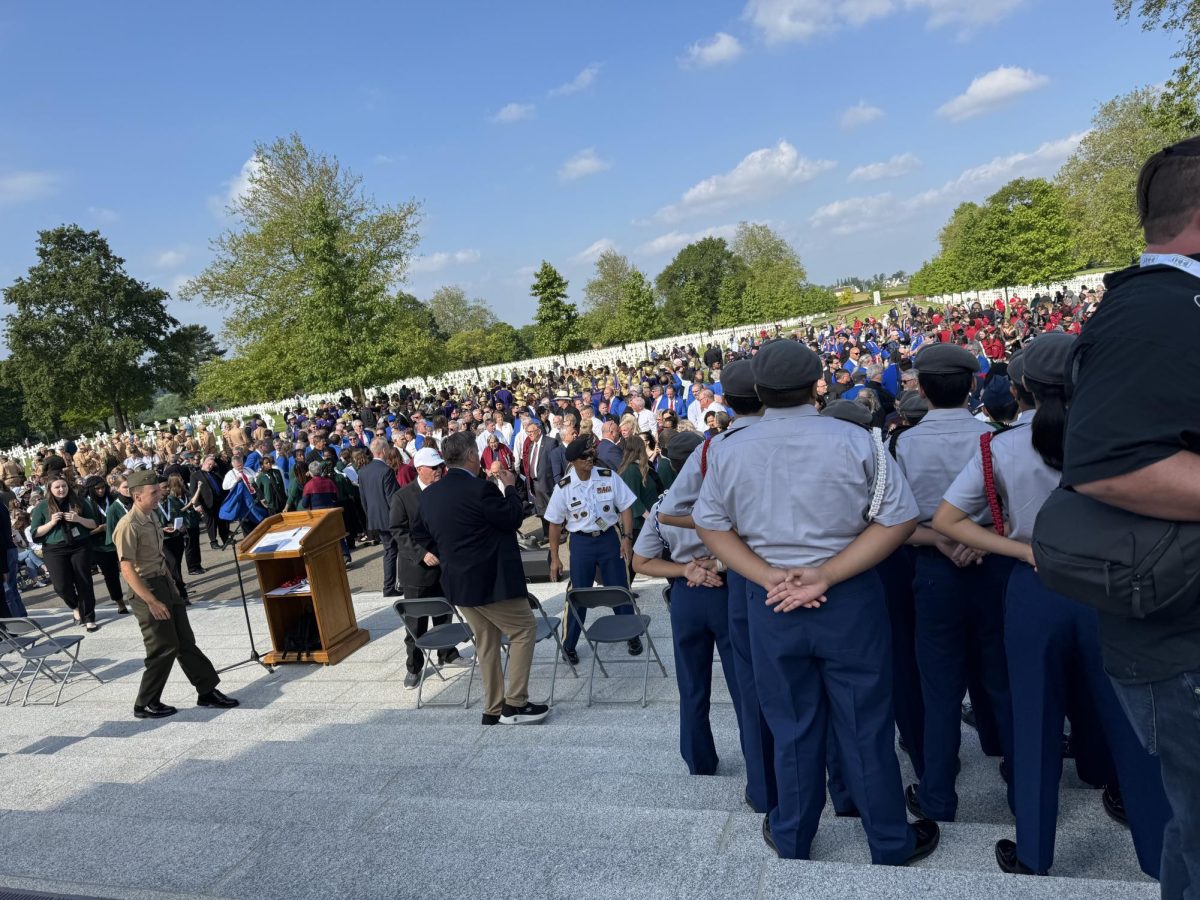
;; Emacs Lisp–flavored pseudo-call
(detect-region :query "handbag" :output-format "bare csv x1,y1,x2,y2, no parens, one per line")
1032,487,1200,619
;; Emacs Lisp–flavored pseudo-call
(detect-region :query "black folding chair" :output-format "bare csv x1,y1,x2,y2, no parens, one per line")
0,616,104,707
565,586,667,707
392,599,476,709
500,593,578,706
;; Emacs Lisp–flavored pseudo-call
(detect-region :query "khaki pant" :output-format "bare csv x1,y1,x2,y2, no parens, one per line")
460,597,537,715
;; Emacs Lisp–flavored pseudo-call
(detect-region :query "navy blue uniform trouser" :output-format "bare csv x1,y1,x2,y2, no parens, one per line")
1006,563,1170,878
563,529,631,652
913,550,1014,821
876,547,924,777
726,570,777,814
748,569,913,864
669,577,740,775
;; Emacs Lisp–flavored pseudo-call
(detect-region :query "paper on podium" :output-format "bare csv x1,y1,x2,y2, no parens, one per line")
249,526,311,555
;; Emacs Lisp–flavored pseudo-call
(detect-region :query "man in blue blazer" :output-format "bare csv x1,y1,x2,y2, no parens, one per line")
412,432,549,726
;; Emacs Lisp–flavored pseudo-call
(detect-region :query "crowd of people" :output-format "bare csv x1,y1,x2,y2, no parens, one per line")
2,142,1194,897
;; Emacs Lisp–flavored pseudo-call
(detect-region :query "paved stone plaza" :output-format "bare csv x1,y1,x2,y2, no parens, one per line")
0,541,1160,900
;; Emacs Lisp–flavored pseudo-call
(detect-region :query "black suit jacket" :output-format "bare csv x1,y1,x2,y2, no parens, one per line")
358,458,397,532
389,480,441,589
523,436,559,502
412,468,526,608
188,469,223,508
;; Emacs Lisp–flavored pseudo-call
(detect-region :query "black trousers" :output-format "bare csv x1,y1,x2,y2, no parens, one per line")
163,534,188,599
94,550,126,607
401,582,451,674
43,542,97,623
130,575,219,707
203,507,229,546
185,525,202,571
380,530,399,596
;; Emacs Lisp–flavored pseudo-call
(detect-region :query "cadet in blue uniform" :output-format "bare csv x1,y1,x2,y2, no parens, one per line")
633,430,741,776
657,360,776,813
694,340,938,866
894,342,1014,823
546,438,641,664
932,333,1170,878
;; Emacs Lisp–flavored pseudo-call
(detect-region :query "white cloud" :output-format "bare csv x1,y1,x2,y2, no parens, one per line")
209,155,261,216
167,274,194,297
653,140,835,223
905,0,1025,35
153,249,187,269
373,154,396,164
572,238,618,264
937,66,1049,122
680,32,744,68
839,100,884,130
549,63,601,97
637,224,740,257
743,0,894,43
87,206,119,224
490,102,535,124
409,249,481,273
0,170,60,206
559,148,612,182
810,132,1085,235
848,152,922,182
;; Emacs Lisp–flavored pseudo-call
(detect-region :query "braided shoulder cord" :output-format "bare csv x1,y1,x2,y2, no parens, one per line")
980,432,1005,536
868,427,887,522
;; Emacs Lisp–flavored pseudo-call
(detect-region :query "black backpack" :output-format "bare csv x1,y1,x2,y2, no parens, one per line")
1032,487,1200,619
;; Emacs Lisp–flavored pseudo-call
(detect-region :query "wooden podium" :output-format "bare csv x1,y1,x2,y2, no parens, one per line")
236,509,370,666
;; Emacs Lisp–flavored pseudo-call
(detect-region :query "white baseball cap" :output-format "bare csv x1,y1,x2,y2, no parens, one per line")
413,447,445,468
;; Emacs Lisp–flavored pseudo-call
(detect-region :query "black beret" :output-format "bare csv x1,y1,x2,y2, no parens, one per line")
1006,349,1026,386
914,343,980,375
1021,332,1076,386
665,430,704,469
896,390,930,422
751,340,822,391
821,399,872,428
564,436,594,462
718,359,756,398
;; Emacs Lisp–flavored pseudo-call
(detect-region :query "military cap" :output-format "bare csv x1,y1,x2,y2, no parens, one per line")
564,436,594,462
719,359,756,398
914,343,980,375
1021,332,1076,386
1007,349,1026,386
821,399,872,428
981,375,1014,410
127,469,161,490
665,430,704,469
751,340,822,391
896,390,929,422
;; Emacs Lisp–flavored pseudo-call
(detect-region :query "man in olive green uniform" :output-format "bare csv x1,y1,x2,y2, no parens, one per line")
114,470,239,720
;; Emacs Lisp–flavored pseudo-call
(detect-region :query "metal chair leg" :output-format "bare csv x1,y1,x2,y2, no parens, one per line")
463,656,476,709
644,632,669,678
586,650,598,708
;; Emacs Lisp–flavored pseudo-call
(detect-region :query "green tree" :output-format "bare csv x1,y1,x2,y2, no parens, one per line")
530,261,580,357
731,223,810,321
0,360,35,447
3,225,180,434
975,178,1080,289
1115,1,1200,128
427,285,497,337
610,269,662,343
1057,86,1195,266
715,263,749,327
582,250,634,344
183,133,425,400
655,237,739,330
796,284,838,317
153,324,223,402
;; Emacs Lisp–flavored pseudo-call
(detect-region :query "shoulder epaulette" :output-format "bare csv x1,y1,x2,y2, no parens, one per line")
596,467,612,477
557,476,571,487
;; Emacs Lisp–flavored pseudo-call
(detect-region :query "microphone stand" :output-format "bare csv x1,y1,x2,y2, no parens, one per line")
217,519,275,675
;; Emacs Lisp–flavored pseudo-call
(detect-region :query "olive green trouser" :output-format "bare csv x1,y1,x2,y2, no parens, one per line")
129,574,219,707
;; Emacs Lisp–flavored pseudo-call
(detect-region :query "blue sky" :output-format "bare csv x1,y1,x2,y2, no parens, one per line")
0,1,1176,344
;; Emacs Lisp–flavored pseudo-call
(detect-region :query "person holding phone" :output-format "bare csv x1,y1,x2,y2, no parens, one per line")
30,475,101,631
158,476,190,603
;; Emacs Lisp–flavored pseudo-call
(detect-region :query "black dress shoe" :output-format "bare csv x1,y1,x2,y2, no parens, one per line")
562,648,579,666
439,649,461,666
905,784,927,819
995,838,1044,875
197,689,239,708
627,637,644,656
481,713,501,725
188,567,206,575
1102,785,1128,827
209,542,222,550
403,672,420,688
134,701,177,719
961,702,977,729
834,806,861,818
762,815,778,856
904,819,940,865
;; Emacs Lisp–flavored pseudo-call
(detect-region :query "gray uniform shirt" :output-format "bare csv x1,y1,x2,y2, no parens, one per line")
693,405,918,568
633,498,708,563
894,407,993,525
658,416,757,518
942,424,1059,543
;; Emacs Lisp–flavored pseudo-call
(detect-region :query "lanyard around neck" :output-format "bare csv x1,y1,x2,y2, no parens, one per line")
1140,252,1200,281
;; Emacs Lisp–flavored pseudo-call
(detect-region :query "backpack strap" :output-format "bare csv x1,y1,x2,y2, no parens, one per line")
980,432,1005,536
